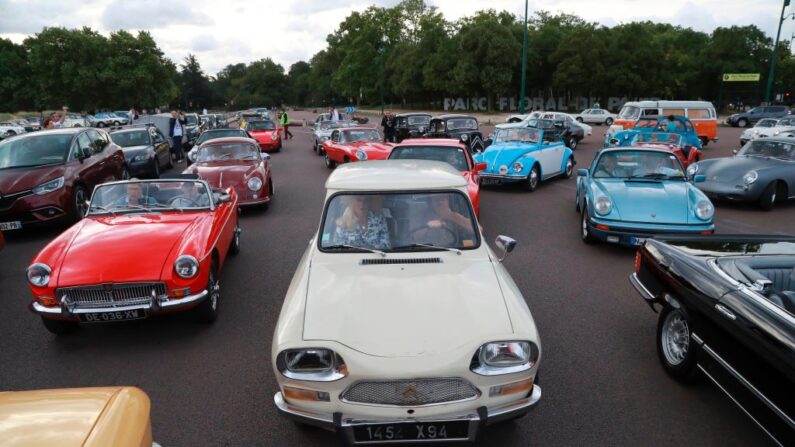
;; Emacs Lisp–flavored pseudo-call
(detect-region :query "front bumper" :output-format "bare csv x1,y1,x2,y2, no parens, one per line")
30,289,209,321
479,173,526,184
697,181,761,203
127,159,157,177
0,191,71,228
274,385,542,443
258,140,280,151
586,216,714,246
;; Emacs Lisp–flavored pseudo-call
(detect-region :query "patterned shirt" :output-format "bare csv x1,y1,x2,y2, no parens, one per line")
334,211,390,249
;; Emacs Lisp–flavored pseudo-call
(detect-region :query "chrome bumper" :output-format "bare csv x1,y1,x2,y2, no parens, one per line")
629,273,656,303
30,289,209,318
273,385,542,443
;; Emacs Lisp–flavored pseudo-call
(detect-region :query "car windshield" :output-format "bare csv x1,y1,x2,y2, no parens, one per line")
593,150,685,179
186,115,198,126
408,116,430,126
447,118,477,130
0,134,70,169
634,119,659,129
632,132,682,145
341,129,381,143
110,130,150,147
248,120,276,131
320,191,479,252
757,119,778,128
195,142,260,162
739,140,795,160
618,106,641,119
776,118,795,127
88,180,212,214
389,146,469,171
494,127,540,143
196,130,247,145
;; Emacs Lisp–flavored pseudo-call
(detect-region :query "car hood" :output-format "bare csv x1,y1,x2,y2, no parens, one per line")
698,156,782,184
303,256,513,357
120,145,151,154
347,141,393,154
592,178,693,224
0,164,65,194
185,160,260,188
249,130,278,140
476,143,539,171
55,214,202,286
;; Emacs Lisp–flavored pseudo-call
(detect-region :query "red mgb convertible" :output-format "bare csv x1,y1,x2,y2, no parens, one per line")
26,177,240,334
244,119,282,152
321,127,393,169
185,137,273,208
630,132,701,169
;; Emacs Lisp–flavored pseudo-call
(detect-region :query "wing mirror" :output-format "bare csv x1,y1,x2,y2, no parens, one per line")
215,192,232,205
609,138,619,145
262,152,271,161
577,168,589,177
475,162,487,172
495,235,517,262
732,149,738,155
693,174,706,183
188,151,197,162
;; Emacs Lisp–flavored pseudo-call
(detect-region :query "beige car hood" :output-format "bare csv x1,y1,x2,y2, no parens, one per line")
303,255,513,357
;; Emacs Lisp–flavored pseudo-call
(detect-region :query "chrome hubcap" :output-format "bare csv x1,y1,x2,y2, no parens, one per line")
566,161,573,176
210,279,219,311
75,190,86,217
530,170,538,187
662,311,690,365
581,213,588,237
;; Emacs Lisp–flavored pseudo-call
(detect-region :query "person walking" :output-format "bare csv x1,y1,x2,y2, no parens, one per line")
381,110,396,142
169,109,187,163
279,109,293,140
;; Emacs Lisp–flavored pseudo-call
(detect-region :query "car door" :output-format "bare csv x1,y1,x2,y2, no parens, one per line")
536,132,563,177
324,130,341,161
152,129,170,167
72,131,106,189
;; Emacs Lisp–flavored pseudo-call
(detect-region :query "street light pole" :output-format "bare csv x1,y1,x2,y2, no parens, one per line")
518,0,529,114
765,0,791,103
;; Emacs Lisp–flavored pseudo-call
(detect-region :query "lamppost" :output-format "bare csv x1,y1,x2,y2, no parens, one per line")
764,0,793,103
379,34,387,114
518,0,529,114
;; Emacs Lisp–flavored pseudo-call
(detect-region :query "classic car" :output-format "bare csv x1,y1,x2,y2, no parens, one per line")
200,114,218,130
93,112,126,127
394,112,432,142
425,114,485,152
314,112,347,124
110,126,173,178
726,105,790,128
182,113,201,147
321,127,393,169
184,137,273,207
387,138,485,216
11,119,40,132
63,113,91,128
26,177,239,334
609,115,702,149
739,118,779,146
186,128,251,166
244,119,282,152
0,121,27,136
312,120,357,152
574,108,616,125
0,128,128,230
576,147,715,246
0,386,157,447
689,138,795,210
630,236,795,447
272,160,542,443
505,111,541,123
752,116,795,141
612,101,718,146
607,132,701,169
476,124,574,191
537,112,593,138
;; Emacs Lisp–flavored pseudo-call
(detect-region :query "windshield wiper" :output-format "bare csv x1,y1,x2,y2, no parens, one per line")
392,243,462,255
324,244,387,257
88,205,116,215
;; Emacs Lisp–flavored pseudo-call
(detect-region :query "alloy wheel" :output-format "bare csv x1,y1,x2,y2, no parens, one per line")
661,310,690,366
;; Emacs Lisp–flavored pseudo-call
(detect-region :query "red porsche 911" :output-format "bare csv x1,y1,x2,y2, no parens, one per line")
244,119,282,152
321,127,394,169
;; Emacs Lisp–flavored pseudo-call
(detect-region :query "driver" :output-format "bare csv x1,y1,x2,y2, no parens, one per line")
171,182,210,207
413,194,474,245
594,153,619,177
114,181,157,206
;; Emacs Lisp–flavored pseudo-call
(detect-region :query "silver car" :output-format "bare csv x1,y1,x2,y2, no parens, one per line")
312,119,357,153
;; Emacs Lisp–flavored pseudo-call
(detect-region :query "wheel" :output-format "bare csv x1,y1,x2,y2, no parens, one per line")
699,137,708,147
737,118,748,128
276,140,282,152
524,165,540,192
313,140,318,152
758,181,779,211
72,185,88,221
41,317,78,335
580,206,596,244
229,221,240,255
120,167,130,180
324,152,336,169
568,137,578,150
563,157,574,179
97,122,105,128
152,159,160,178
194,261,219,323
576,117,584,123
113,121,120,126
656,304,699,382
605,117,614,126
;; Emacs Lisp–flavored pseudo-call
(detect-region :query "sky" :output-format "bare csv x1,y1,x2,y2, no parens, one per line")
1,0,793,76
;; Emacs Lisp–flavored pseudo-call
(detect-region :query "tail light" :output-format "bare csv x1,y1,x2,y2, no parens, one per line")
634,250,642,273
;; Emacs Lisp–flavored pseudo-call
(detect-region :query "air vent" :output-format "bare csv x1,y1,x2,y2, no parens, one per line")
360,257,443,265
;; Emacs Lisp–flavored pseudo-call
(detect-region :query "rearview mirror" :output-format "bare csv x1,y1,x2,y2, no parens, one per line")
577,168,588,177
495,235,516,262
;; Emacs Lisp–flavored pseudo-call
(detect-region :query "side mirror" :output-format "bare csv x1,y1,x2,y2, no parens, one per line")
693,174,706,183
188,151,197,162
732,149,738,155
495,235,517,262
577,168,589,177
262,152,271,161
216,193,232,204
609,138,619,145
475,162,487,172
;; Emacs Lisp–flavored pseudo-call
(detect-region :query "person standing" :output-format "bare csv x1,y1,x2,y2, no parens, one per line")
128,107,136,125
279,109,293,140
169,110,187,162
202,107,208,116
331,106,340,121
381,111,396,142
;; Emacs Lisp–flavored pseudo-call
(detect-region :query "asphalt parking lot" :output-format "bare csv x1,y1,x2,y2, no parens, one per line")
0,115,789,446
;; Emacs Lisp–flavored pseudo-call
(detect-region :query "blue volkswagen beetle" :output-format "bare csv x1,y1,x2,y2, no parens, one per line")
576,147,715,246
475,124,574,191
605,115,702,149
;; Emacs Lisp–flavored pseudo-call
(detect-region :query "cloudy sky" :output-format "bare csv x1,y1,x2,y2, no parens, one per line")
1,0,793,76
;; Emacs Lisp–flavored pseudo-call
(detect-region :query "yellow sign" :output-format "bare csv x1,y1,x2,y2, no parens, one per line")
722,73,760,82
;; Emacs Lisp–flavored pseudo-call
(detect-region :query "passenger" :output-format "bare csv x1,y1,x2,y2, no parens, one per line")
114,182,157,207
665,115,679,133
334,195,390,249
637,155,681,177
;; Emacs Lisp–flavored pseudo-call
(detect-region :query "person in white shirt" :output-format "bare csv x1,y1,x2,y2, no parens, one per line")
331,107,340,121
129,108,136,124
169,110,187,162
202,108,208,116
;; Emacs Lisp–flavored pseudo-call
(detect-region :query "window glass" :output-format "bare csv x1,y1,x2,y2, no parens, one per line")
686,109,711,119
0,134,70,168
341,129,381,143
661,109,685,116
739,140,795,161
618,106,640,119
195,142,259,162
111,130,150,148
389,146,469,171
88,180,212,213
592,150,684,179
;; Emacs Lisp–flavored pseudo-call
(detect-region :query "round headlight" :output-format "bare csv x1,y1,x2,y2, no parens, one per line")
26,263,51,287
594,196,612,215
774,130,781,136
686,163,699,177
512,161,524,173
355,149,367,161
174,255,199,279
247,177,263,191
695,200,714,220
269,133,275,140
743,170,758,185
460,134,469,141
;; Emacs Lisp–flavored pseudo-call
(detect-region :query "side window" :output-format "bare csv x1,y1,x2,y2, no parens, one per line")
661,108,685,116
76,132,94,157
684,121,695,132
331,130,339,142
686,109,711,119
86,130,106,154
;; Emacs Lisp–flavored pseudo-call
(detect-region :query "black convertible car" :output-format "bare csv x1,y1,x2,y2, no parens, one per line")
631,236,794,446
691,138,795,210
424,114,484,152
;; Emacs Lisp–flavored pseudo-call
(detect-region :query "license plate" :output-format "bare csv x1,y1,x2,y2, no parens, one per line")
480,178,501,185
0,221,22,231
629,236,646,246
352,420,470,442
78,309,145,323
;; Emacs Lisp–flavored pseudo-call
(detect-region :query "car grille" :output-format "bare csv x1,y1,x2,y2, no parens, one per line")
0,190,32,211
341,378,480,406
56,282,167,309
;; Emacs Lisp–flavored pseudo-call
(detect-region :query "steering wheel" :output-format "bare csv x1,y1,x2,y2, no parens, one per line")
168,196,200,207
409,222,458,246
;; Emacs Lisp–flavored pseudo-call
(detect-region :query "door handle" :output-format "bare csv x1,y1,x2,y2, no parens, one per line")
714,304,736,321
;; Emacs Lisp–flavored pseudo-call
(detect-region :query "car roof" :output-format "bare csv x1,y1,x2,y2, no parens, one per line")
395,138,464,148
434,114,477,120
199,137,258,146
326,160,467,191
396,112,432,117
110,127,150,134
600,146,680,155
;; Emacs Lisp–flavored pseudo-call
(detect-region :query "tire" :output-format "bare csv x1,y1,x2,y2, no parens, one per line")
568,137,578,150
7,130,16,136
41,317,78,335
324,152,336,169
758,181,779,211
194,261,219,323
524,165,540,192
699,137,709,147
166,151,174,169
605,117,614,126
508,118,522,123
576,117,584,123
737,118,748,128
229,221,241,255
581,206,596,244
313,140,318,152
656,304,699,383
276,140,282,152
97,122,105,128
113,121,120,126
120,166,130,180
72,185,89,221
563,157,574,179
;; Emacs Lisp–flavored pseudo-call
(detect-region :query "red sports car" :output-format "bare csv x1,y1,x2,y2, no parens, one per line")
388,139,486,216
26,178,240,334
631,132,701,168
244,119,282,152
184,137,273,207
0,128,128,230
321,127,393,169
